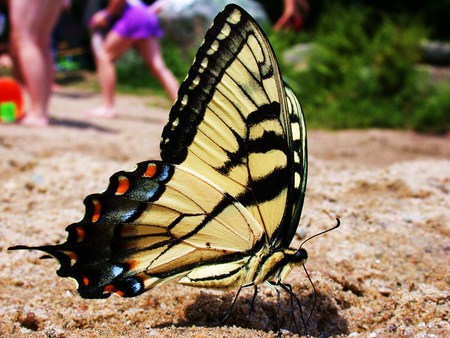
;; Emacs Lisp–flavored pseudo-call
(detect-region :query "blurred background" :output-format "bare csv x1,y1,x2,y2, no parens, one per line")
1,0,449,134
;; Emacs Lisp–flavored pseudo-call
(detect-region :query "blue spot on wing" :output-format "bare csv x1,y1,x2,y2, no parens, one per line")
111,265,124,278
158,163,171,182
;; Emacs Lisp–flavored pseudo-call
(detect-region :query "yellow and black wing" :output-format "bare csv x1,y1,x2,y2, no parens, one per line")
11,161,264,298
161,4,307,248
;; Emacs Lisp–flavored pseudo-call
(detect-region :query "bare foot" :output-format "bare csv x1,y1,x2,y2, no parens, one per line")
0,54,13,68
19,115,49,127
84,106,117,118
51,82,63,92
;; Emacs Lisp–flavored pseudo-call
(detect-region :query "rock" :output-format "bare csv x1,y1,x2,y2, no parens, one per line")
421,40,450,66
159,0,268,52
282,43,315,72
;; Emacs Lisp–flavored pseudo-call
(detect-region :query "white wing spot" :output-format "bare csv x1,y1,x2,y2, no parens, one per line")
189,75,200,89
206,40,220,56
218,23,231,40
294,172,301,188
197,57,208,74
229,10,242,24
181,95,189,107
291,122,301,141
171,117,179,130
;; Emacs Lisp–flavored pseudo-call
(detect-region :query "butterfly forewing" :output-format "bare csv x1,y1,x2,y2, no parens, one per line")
161,5,303,245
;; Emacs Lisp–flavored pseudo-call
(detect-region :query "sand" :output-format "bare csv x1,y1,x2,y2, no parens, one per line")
0,89,449,337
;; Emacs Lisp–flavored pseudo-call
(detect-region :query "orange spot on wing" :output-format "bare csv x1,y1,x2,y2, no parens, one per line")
104,284,125,297
91,199,101,223
115,290,125,297
81,275,90,286
144,163,157,177
127,259,140,271
116,176,130,195
75,227,85,242
104,284,117,293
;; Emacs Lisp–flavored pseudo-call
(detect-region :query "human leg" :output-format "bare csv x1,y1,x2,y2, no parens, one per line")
137,38,179,102
9,0,63,126
87,31,134,117
89,32,117,116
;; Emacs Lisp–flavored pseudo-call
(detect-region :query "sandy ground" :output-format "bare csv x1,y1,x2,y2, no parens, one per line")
0,89,449,337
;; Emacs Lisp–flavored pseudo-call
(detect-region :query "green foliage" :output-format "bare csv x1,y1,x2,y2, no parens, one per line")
160,39,195,80
271,3,450,133
116,51,155,95
410,84,450,134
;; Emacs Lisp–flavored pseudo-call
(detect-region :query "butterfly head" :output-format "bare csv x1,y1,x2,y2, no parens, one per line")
293,248,308,263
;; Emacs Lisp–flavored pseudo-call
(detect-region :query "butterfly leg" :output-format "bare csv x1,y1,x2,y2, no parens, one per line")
265,280,283,336
248,283,258,320
279,283,300,333
276,285,282,335
221,282,255,324
279,282,308,336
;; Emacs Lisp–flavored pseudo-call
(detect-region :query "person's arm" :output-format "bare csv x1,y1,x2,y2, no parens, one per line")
90,0,126,29
148,0,166,14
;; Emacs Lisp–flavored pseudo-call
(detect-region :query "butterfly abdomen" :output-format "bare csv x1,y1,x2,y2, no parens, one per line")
178,246,304,289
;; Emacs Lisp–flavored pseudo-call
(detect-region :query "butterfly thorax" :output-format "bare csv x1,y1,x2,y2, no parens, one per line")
252,247,308,285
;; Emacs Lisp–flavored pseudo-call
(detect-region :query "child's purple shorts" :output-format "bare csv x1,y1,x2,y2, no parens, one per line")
112,5,163,39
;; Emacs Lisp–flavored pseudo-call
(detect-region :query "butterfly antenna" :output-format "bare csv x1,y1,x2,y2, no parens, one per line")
299,218,341,250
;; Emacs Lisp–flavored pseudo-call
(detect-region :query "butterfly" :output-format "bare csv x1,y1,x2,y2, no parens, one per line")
9,3,319,333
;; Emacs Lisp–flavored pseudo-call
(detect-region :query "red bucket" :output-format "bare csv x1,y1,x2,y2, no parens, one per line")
0,77,24,123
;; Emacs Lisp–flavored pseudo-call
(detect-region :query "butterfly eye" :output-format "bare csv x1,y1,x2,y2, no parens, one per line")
294,248,308,263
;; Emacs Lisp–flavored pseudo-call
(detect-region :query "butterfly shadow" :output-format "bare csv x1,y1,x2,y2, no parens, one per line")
155,289,349,337
110,110,168,126
53,90,97,99
49,117,117,133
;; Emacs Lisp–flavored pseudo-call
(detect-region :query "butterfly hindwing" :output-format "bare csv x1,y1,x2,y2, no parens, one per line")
18,161,264,298
161,4,306,248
